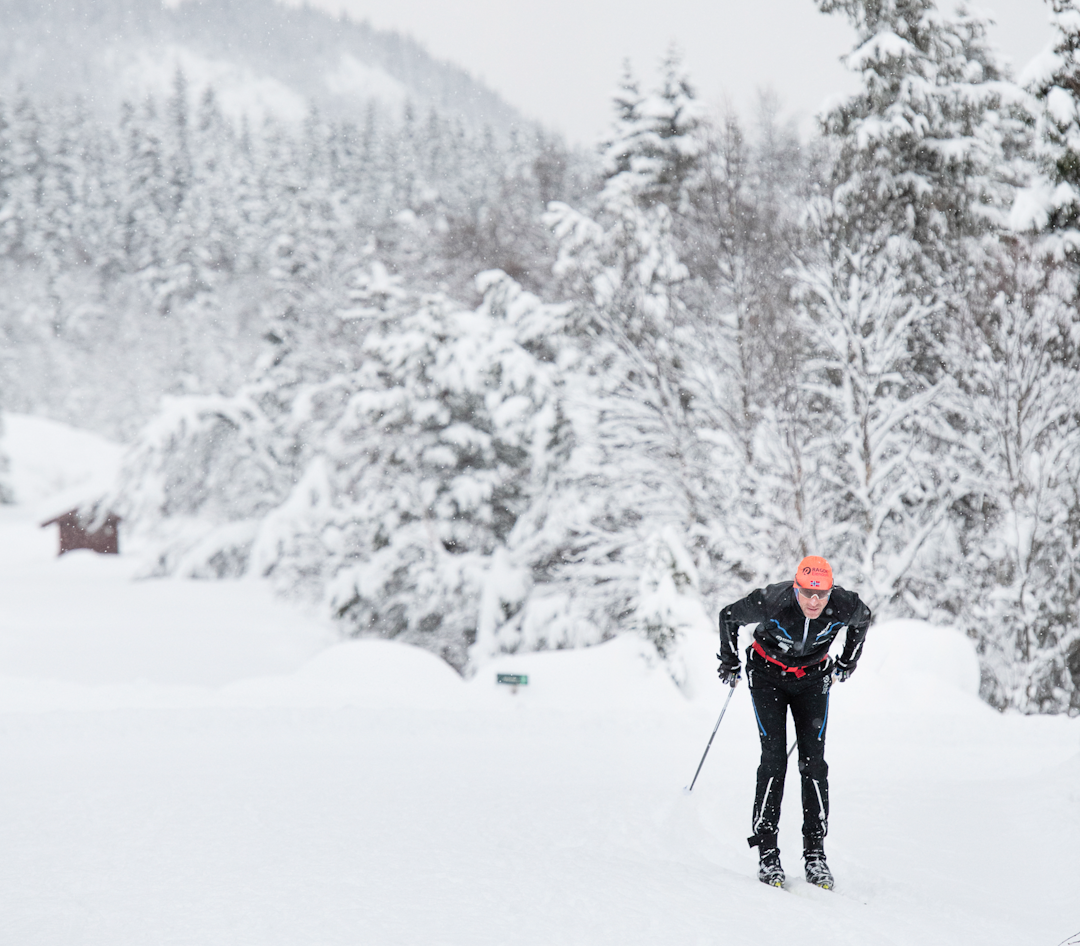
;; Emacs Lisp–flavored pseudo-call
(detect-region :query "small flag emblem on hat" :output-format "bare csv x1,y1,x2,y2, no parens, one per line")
794,555,833,589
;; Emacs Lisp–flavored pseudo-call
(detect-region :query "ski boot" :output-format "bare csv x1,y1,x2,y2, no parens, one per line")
803,840,834,890
757,847,785,887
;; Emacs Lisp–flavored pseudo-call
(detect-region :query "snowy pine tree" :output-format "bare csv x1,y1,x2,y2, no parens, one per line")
801,0,1025,615
310,273,573,669
1013,0,1080,260
817,0,1019,266
959,0,1080,712
600,62,645,181
600,47,704,214
544,167,730,661
793,210,954,607
928,239,1080,713
675,100,816,580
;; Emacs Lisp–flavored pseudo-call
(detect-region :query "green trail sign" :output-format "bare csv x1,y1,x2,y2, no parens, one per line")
496,674,528,686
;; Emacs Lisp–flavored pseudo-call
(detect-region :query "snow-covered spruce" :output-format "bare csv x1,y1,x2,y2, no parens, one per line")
1013,0,1080,258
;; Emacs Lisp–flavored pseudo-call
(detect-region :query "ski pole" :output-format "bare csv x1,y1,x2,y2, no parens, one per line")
686,679,739,792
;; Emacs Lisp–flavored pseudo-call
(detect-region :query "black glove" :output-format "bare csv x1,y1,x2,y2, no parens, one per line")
717,653,741,686
833,658,855,682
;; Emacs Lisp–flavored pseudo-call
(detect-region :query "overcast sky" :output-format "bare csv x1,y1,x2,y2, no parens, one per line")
290,0,1053,145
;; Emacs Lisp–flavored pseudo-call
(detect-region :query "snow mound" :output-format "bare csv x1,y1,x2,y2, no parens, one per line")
1,412,124,511
468,633,686,710
843,618,986,715
221,639,468,710
860,618,981,694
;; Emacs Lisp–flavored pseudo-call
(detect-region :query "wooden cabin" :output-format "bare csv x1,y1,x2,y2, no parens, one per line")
40,508,121,555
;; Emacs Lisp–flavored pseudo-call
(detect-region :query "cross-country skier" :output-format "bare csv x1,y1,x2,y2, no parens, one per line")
717,555,871,889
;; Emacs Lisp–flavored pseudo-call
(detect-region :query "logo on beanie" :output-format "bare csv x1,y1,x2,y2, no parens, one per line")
795,556,832,589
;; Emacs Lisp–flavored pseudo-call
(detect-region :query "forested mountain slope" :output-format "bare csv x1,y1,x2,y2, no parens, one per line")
0,0,583,439
0,0,522,132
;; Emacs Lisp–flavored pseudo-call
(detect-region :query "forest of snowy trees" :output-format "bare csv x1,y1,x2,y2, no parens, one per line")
2,0,1080,714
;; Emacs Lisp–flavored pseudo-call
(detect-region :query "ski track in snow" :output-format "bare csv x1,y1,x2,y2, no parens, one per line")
1,415,1079,945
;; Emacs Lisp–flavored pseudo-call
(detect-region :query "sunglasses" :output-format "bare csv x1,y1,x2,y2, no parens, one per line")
795,585,832,603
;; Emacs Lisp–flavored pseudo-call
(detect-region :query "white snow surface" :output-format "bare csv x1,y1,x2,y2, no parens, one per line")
325,54,409,111
1,415,1079,945
111,43,413,127
116,44,310,125
3,413,125,515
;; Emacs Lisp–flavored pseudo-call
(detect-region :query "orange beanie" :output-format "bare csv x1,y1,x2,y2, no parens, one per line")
794,555,833,590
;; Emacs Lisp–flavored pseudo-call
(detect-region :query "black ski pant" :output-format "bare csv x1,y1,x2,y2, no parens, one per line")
746,656,831,851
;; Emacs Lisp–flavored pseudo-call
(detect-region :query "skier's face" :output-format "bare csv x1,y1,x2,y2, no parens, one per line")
795,584,830,618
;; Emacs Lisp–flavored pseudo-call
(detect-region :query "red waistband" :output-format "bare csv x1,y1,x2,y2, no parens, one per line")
751,639,827,678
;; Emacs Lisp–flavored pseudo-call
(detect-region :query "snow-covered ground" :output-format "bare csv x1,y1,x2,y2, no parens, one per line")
1,415,1078,945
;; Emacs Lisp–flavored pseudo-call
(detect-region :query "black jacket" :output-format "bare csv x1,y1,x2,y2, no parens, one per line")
718,581,871,673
